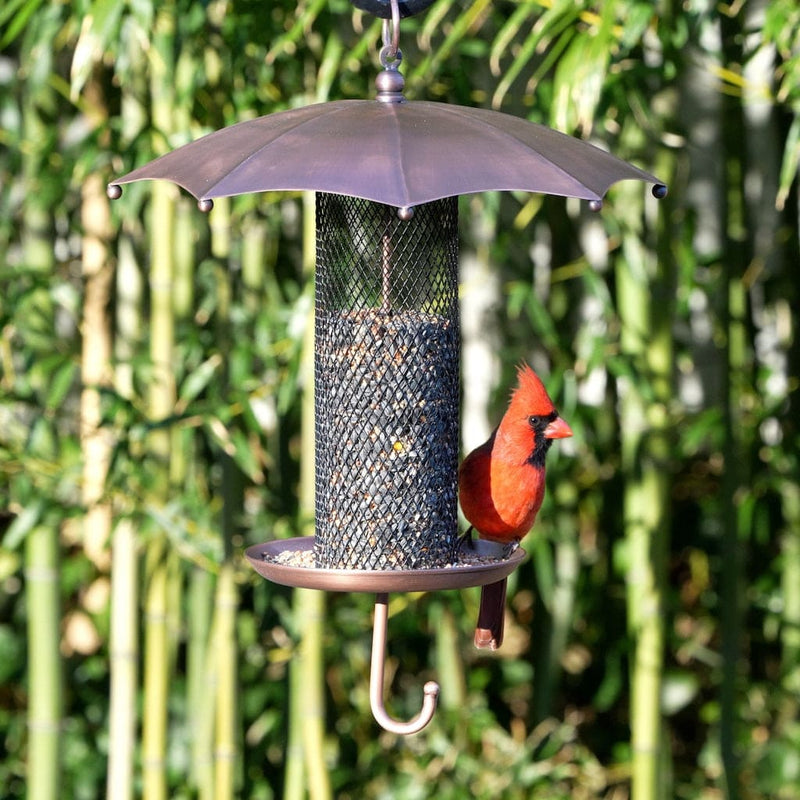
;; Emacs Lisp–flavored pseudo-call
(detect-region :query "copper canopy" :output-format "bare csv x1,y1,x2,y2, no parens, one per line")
110,98,665,209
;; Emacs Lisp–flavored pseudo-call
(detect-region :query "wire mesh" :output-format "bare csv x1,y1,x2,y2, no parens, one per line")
314,193,459,569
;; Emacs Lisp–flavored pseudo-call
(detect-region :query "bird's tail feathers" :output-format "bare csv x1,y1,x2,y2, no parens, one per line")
474,578,507,650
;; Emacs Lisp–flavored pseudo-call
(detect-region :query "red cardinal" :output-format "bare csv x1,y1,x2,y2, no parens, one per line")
459,363,572,650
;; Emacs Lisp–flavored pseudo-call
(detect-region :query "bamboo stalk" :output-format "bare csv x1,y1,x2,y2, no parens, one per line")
297,587,329,800
241,215,269,313
214,562,238,800
719,275,748,800
718,13,750,793
106,519,138,800
80,167,114,572
106,192,144,800
299,192,331,800
284,193,330,800
21,61,62,799
141,178,175,796
209,194,241,800
141,8,178,792
25,524,62,800
779,481,800,741
284,641,305,800
432,601,466,712
143,536,170,800
188,566,215,800
616,182,672,800
781,483,800,678
531,481,579,726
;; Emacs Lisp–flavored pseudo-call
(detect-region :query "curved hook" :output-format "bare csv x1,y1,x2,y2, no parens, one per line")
370,593,439,735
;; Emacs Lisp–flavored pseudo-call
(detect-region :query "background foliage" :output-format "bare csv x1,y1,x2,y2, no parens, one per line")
1,1,799,799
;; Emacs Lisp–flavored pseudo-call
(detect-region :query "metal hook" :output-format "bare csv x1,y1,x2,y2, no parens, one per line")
380,0,401,63
369,593,439,735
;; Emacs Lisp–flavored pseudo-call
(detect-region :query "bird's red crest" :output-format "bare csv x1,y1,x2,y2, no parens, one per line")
509,362,556,415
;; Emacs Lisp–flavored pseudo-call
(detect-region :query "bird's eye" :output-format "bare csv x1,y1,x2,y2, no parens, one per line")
528,415,542,428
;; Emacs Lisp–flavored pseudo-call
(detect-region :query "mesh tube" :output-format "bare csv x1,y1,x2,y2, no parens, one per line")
314,194,460,569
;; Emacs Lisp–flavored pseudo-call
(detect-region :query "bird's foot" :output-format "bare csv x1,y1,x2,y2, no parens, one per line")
501,541,520,560
456,526,476,557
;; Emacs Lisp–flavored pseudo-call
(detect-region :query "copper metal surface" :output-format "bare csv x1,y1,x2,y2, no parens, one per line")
110,99,665,209
370,593,439,735
244,536,526,593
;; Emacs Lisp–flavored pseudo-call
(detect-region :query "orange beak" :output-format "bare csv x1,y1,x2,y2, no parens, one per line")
544,416,573,440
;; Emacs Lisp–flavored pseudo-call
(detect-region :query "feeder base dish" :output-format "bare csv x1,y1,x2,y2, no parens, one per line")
245,536,525,593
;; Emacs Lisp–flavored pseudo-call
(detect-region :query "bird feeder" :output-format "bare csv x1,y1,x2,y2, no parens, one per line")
108,0,666,735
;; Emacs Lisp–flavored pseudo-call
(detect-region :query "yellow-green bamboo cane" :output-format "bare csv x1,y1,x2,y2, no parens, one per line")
80,168,114,572
214,562,238,800
106,518,138,800
616,182,672,800
142,6,178,797
302,191,331,800
780,483,800,730
106,218,144,800
285,192,331,800
25,524,61,800
210,195,241,800
189,565,215,800
21,62,62,800
532,481,580,726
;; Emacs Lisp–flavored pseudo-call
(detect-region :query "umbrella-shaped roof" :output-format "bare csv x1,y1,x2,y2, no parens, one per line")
109,96,665,209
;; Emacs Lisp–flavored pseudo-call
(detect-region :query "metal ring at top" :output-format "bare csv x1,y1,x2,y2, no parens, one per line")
381,0,401,61
379,45,403,69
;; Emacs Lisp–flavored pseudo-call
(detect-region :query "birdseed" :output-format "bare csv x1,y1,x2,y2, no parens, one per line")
263,545,504,570
313,193,461,571
314,308,459,570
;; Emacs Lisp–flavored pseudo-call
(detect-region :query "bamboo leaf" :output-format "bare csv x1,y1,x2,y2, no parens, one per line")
175,354,223,413
0,0,47,48
530,535,555,613
3,498,44,550
776,115,799,212
71,0,125,97
45,360,77,412
489,1,538,77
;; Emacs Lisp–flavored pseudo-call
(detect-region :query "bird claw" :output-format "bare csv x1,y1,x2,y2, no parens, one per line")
501,541,519,560
455,526,476,557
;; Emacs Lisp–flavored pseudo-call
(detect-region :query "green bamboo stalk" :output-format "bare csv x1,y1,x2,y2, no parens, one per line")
188,566,215,799
241,215,270,313
142,7,178,794
616,183,672,800
106,518,138,800
285,192,331,800
214,562,238,800
21,50,61,797
80,167,114,572
531,480,579,726
781,483,800,680
141,176,176,798
170,194,196,490
210,194,241,800
432,601,466,712
284,638,305,800
143,536,170,800
107,183,144,800
779,480,800,743
25,524,61,800
298,588,329,800
301,190,330,800
718,13,750,791
719,274,748,800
